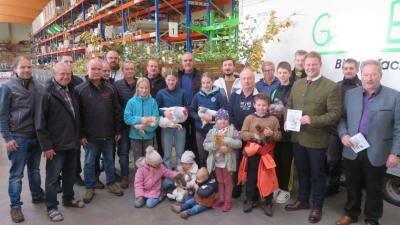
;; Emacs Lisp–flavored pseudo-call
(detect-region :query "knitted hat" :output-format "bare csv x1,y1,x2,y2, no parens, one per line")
145,146,162,165
181,151,195,164
215,109,229,121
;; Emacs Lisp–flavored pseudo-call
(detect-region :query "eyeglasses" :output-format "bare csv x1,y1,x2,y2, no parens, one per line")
263,69,274,73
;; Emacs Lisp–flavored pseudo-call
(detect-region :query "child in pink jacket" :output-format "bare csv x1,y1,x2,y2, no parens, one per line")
134,146,179,208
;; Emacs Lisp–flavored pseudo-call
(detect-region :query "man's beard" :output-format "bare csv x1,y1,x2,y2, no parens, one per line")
224,72,234,76
110,63,119,71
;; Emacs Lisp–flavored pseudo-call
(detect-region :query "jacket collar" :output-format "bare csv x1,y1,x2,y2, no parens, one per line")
342,75,361,86
235,87,259,95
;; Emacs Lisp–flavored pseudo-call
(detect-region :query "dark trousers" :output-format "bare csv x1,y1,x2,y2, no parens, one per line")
245,153,273,203
45,149,77,211
344,151,386,225
195,130,208,168
58,146,81,182
184,119,199,165
275,141,294,191
292,142,327,210
232,140,246,186
328,134,344,186
155,127,164,158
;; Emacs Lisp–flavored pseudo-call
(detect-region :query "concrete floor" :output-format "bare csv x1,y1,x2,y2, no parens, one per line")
0,139,399,225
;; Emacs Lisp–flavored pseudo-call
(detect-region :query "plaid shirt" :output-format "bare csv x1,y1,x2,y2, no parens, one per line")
52,79,75,118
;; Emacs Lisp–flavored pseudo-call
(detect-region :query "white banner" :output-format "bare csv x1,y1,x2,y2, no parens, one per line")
240,0,400,90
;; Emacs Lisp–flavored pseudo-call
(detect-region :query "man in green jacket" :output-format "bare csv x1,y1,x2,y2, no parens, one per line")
284,51,342,224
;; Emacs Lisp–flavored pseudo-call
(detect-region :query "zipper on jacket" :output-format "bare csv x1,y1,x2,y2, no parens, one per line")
142,98,144,140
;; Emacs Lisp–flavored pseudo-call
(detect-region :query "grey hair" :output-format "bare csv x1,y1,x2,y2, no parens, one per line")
262,61,275,71
361,60,382,75
53,62,71,72
122,61,135,70
240,67,255,78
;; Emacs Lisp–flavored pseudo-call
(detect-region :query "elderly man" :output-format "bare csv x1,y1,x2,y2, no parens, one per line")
57,54,85,189
177,52,202,162
101,60,114,84
106,50,123,81
114,61,137,189
75,59,124,203
335,60,400,225
35,62,85,222
144,59,166,157
326,58,362,197
214,57,241,102
284,51,342,224
228,68,258,199
0,56,45,223
256,61,280,95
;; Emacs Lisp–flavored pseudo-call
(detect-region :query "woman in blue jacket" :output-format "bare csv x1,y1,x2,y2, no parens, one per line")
156,69,191,170
124,78,159,169
189,73,228,167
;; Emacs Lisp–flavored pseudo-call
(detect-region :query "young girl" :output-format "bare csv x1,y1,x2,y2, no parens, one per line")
203,109,242,212
134,146,179,208
124,78,159,169
189,73,228,167
155,69,190,170
239,93,282,217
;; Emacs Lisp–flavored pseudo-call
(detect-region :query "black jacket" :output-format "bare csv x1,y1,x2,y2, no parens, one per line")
331,75,362,135
177,68,202,100
145,73,166,98
35,79,80,151
114,78,137,109
290,69,307,83
71,74,84,87
271,82,293,142
75,77,123,140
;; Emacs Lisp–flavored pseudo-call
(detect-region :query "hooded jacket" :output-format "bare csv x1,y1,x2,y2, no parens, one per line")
124,95,160,140
0,76,43,142
204,124,242,172
74,77,123,140
189,86,228,131
35,79,80,151
271,82,293,142
228,88,259,131
145,73,166,98
134,158,179,198
290,69,307,82
213,74,241,102
194,177,218,207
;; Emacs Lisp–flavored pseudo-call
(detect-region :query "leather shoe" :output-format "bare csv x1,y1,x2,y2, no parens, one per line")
309,209,322,223
285,200,310,211
335,215,357,225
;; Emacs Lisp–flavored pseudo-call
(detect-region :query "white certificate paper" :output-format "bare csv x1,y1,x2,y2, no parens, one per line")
286,109,302,132
350,133,370,153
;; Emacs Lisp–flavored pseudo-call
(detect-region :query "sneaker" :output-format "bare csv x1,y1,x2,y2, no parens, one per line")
115,172,122,182
180,211,190,219
120,178,129,189
276,190,290,204
107,183,124,196
262,202,273,217
212,198,224,208
57,181,62,193
95,179,105,189
232,185,242,199
272,188,281,200
222,200,232,212
75,175,85,186
171,204,181,213
243,200,256,212
83,189,95,203
32,192,45,204
325,184,339,197
10,208,25,223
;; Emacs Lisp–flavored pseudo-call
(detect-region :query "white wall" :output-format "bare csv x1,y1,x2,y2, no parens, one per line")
0,23,31,43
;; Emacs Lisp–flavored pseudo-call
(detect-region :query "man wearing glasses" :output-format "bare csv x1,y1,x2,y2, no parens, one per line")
256,61,280,95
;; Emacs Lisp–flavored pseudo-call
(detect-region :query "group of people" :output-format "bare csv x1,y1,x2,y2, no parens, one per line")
0,49,399,225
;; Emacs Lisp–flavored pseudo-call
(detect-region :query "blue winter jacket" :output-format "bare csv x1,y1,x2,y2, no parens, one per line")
256,77,280,96
189,87,228,131
155,87,190,115
124,95,159,140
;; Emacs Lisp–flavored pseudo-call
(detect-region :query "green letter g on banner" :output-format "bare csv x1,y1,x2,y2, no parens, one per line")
312,13,332,47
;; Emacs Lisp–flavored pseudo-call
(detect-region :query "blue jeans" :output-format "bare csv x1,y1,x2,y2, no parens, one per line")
161,127,186,170
7,136,43,209
180,195,209,216
292,142,327,209
134,197,162,208
117,125,131,178
84,138,116,189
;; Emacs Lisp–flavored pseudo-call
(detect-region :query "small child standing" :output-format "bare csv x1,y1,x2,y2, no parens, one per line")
170,168,217,219
203,109,242,212
239,93,282,217
134,146,179,208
